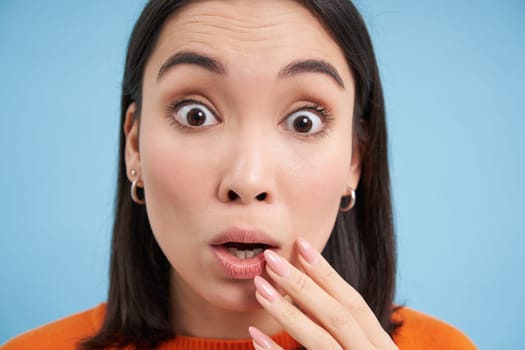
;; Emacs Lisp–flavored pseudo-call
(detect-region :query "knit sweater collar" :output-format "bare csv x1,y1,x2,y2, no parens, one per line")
156,331,300,350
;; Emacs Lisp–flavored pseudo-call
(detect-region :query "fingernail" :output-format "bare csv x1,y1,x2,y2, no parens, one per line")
248,326,273,349
297,238,319,264
264,250,290,277
254,276,279,303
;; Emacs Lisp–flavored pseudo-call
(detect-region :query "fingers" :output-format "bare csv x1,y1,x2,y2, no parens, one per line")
296,238,395,348
254,238,397,349
248,326,283,350
254,275,344,350
259,250,371,349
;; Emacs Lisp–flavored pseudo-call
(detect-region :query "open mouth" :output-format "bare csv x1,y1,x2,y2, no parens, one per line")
210,228,279,278
222,242,271,259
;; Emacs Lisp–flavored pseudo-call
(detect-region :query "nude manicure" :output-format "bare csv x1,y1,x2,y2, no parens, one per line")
297,237,319,264
248,326,273,349
264,250,291,277
254,275,279,303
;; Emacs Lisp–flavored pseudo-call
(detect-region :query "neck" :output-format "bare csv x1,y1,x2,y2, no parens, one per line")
170,269,282,339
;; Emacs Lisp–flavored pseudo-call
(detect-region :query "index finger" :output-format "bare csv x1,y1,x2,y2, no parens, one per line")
296,237,396,348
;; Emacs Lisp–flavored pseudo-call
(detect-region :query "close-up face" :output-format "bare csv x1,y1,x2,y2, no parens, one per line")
125,0,360,312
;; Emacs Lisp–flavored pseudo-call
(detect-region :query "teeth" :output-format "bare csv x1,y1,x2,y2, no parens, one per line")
227,247,264,259
253,248,263,256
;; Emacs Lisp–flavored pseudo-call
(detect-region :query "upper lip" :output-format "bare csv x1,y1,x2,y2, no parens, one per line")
210,227,280,248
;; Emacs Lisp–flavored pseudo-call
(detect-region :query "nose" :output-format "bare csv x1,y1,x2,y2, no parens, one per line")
217,135,275,205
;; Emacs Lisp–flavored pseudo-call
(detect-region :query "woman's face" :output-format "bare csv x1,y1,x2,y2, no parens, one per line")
125,0,360,312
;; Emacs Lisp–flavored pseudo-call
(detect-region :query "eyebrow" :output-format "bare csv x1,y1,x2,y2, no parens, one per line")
157,51,226,81
157,50,345,89
278,59,345,89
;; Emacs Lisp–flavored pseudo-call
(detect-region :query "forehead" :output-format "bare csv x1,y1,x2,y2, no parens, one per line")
145,0,352,83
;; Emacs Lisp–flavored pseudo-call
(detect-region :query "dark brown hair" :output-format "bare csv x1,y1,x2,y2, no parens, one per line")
81,0,401,349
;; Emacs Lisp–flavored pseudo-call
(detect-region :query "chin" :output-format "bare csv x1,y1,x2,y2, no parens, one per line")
209,280,263,312
217,297,263,312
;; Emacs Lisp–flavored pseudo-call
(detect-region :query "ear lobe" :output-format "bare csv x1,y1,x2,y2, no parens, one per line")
124,102,141,182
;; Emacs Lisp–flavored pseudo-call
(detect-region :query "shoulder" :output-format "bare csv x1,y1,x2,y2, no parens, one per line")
392,306,477,350
1,303,106,350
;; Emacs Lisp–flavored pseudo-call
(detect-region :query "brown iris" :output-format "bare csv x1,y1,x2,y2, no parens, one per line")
293,116,313,133
187,108,206,126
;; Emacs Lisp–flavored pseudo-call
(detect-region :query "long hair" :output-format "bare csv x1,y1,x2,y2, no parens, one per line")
80,1,400,349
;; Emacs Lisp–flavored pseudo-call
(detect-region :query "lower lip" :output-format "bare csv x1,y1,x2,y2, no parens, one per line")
212,246,267,279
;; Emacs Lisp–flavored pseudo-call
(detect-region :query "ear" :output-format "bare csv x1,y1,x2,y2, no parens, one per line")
124,102,141,184
344,129,363,194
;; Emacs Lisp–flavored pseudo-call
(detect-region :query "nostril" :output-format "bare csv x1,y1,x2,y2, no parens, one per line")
256,193,267,201
228,190,239,201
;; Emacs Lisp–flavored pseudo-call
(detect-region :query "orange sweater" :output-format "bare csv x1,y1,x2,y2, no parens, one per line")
1,303,476,349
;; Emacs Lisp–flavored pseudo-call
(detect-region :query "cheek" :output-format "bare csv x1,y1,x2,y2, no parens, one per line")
285,144,351,251
139,127,216,239
145,150,204,208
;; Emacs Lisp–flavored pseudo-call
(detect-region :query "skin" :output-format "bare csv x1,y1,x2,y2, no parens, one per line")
124,0,396,348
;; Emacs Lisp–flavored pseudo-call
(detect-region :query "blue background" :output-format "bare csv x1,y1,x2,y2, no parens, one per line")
1,1,523,348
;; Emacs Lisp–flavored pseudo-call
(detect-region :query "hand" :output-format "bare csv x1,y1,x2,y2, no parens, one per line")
249,238,398,350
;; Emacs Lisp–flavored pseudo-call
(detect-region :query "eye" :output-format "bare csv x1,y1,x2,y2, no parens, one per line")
283,108,324,135
171,101,219,128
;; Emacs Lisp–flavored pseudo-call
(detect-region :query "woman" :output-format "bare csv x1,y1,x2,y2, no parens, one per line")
2,0,476,349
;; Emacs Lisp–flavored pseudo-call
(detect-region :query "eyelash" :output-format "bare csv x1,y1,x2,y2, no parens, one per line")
286,103,334,140
166,98,335,140
166,98,220,129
